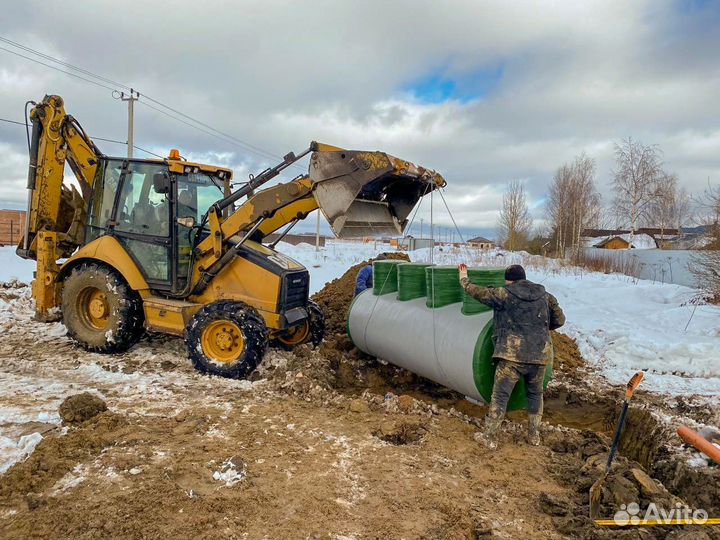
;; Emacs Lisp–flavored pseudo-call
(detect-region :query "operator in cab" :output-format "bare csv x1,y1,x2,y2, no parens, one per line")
458,264,565,449
355,253,389,295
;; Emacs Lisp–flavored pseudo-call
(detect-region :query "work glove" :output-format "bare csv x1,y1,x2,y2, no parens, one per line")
458,263,468,281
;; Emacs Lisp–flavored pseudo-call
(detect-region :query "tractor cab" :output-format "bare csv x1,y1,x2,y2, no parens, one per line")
86,154,232,293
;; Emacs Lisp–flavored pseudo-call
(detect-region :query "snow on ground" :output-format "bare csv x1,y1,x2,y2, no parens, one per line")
0,241,717,476
1,242,718,398
0,249,35,283
284,241,720,396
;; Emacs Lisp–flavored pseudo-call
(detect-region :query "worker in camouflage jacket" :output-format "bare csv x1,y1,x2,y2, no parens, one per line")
458,263,565,448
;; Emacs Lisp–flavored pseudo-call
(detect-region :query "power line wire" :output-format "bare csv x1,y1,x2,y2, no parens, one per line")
0,36,131,91
0,37,306,170
140,95,286,162
137,100,275,161
0,45,118,92
0,116,164,158
137,100,305,172
0,118,25,126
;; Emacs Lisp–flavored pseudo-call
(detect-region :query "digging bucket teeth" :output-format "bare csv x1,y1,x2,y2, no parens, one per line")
309,144,445,238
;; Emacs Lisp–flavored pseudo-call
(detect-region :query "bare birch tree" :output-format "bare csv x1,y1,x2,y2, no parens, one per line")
612,137,663,231
498,180,533,251
546,153,601,257
694,181,720,235
689,181,720,300
647,172,687,241
547,163,572,255
673,186,692,232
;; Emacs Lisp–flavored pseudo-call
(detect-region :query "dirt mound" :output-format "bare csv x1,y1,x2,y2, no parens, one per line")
0,412,125,502
58,393,108,424
551,331,585,373
374,421,426,445
0,393,578,539
311,252,410,336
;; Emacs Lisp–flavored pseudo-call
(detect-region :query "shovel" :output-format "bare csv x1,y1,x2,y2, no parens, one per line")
589,371,645,518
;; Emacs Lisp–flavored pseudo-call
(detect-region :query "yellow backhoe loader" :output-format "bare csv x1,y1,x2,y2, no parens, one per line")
17,94,445,378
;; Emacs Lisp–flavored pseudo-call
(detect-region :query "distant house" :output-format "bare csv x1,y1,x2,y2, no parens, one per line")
468,236,496,249
591,233,657,250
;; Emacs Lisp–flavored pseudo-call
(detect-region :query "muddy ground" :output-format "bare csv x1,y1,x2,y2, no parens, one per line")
0,270,718,539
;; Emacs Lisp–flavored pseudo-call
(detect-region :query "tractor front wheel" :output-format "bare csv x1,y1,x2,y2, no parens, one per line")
185,301,268,379
274,301,326,351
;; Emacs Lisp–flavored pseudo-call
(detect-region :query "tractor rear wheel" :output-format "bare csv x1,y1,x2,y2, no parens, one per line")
274,300,326,351
61,263,145,353
185,301,268,379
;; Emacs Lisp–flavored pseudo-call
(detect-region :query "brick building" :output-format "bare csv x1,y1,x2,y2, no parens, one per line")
0,209,25,246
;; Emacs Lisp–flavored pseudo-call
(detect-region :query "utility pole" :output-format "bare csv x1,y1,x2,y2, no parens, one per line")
120,89,140,158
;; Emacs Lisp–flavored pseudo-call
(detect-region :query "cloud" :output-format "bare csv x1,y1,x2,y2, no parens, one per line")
0,0,718,234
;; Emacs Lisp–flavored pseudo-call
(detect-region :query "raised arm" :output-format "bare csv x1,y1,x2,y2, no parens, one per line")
460,278,508,310
548,293,566,330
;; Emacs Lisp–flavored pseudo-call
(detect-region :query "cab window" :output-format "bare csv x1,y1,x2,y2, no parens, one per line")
115,163,170,236
87,159,123,242
176,172,225,222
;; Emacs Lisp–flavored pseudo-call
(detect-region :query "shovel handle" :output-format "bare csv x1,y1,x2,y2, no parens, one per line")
625,371,644,399
606,402,628,470
605,372,645,471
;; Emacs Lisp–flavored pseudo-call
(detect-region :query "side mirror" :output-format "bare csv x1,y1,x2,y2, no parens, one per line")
153,172,171,194
177,216,196,228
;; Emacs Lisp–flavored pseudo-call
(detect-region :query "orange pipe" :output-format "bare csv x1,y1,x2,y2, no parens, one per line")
677,426,720,465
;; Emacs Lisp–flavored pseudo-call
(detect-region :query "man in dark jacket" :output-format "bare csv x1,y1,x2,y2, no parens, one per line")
458,263,565,448
355,253,388,295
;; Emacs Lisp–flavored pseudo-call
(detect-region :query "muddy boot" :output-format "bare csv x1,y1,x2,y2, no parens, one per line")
527,413,542,446
477,410,504,450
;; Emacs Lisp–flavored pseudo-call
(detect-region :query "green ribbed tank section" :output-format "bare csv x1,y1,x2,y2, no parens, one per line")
372,260,402,295
397,263,433,301
462,267,506,315
425,266,462,308
471,321,554,412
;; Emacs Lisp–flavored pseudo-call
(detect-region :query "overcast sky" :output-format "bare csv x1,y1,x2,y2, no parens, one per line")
1,0,719,239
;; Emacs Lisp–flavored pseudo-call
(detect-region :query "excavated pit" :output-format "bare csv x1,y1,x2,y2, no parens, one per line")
309,260,720,529
0,264,717,539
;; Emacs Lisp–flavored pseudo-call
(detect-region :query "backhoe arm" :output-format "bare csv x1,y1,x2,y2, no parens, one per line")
17,95,102,321
18,94,101,260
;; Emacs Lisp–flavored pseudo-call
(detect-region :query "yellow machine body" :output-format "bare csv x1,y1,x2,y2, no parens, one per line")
18,94,445,374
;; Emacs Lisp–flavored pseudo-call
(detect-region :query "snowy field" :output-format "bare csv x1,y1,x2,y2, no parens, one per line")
1,242,719,397
285,241,720,396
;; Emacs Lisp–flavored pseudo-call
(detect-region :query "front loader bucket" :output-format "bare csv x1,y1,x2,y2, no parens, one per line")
309,148,445,238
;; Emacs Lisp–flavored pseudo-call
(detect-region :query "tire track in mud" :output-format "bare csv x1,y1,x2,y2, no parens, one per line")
1,284,718,539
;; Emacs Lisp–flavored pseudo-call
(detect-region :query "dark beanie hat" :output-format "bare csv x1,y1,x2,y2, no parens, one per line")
505,264,526,282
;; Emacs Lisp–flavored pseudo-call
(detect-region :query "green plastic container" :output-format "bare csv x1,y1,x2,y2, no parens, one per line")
462,267,506,315
472,321,554,411
372,260,402,295
397,263,433,301
347,291,554,412
425,265,462,308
